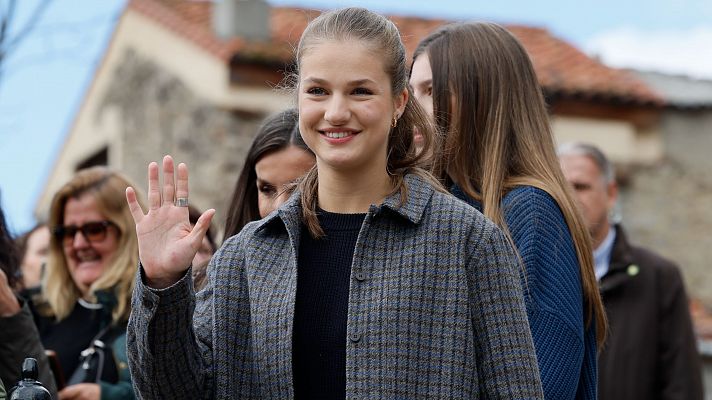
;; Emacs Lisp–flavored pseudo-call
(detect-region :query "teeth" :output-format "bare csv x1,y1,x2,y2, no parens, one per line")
77,252,100,262
325,131,351,139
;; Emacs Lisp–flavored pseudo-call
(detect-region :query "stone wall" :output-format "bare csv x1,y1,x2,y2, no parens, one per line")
618,108,712,305
99,50,266,238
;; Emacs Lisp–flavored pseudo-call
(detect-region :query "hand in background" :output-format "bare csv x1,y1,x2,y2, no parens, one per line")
125,155,215,289
0,269,20,317
58,383,100,400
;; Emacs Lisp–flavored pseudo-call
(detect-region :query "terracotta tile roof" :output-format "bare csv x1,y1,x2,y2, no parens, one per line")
128,0,662,105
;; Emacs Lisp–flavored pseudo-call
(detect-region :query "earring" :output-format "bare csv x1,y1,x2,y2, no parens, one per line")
391,116,398,128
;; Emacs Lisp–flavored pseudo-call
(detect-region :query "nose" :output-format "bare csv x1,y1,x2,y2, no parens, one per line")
324,94,350,125
71,230,90,248
274,191,291,211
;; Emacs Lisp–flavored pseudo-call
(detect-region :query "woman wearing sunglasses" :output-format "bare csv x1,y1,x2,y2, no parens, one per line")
31,167,141,400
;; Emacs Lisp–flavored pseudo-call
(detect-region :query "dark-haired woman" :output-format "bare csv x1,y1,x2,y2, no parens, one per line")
223,108,315,238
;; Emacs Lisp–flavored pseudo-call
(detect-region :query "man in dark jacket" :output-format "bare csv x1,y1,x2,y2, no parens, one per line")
559,142,703,400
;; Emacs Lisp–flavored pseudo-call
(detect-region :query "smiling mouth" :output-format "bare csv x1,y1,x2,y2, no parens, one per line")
323,131,352,139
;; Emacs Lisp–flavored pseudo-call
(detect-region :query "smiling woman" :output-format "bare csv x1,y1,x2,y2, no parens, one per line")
31,167,141,400
126,7,543,399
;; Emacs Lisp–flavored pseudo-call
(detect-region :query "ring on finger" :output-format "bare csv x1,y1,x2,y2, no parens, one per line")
175,197,189,207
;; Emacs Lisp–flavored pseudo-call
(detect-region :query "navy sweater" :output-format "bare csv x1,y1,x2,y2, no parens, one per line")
292,210,365,399
453,185,597,400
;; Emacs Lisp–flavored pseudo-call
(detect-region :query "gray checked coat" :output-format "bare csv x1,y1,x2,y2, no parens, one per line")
127,174,544,399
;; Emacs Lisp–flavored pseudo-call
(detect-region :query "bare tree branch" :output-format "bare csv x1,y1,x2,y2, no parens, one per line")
4,0,51,54
0,0,19,58
0,0,52,86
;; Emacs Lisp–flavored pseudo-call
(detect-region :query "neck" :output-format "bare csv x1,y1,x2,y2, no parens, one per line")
317,162,392,214
591,222,612,250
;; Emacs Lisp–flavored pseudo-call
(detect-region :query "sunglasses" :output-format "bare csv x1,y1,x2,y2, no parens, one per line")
53,220,117,244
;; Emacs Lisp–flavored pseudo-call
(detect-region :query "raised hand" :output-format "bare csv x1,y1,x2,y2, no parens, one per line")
125,155,215,289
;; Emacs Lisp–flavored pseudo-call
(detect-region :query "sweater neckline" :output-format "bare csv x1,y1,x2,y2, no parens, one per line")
316,208,366,232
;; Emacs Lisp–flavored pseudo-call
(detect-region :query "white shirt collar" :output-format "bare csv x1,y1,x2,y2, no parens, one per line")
593,226,616,281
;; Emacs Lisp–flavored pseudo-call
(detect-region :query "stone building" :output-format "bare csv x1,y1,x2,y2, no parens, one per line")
621,71,712,305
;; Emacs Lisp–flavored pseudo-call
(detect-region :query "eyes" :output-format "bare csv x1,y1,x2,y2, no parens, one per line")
257,183,277,197
410,83,432,98
423,85,432,97
304,86,374,97
572,182,592,192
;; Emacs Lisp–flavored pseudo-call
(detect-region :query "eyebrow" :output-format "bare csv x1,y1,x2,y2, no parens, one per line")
413,79,432,87
302,77,377,86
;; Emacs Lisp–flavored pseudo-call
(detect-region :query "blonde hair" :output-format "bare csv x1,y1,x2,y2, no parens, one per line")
415,22,607,345
294,7,441,237
44,167,143,324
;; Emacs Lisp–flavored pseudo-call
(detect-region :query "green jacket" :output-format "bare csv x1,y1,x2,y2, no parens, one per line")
99,330,134,399
87,291,135,400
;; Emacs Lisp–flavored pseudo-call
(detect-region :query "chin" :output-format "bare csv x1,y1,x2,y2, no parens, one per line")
72,268,105,289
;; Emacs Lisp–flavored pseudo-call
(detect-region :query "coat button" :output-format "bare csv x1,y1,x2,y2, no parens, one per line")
627,264,640,276
142,297,154,309
355,272,366,281
349,333,361,343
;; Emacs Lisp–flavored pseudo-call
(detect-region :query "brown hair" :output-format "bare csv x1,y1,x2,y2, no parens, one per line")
45,167,143,324
294,7,440,237
223,108,312,239
0,201,21,290
414,22,607,345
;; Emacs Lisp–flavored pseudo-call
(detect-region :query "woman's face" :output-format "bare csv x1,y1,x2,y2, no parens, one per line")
409,53,434,148
298,40,407,174
255,145,315,217
62,193,119,294
21,225,50,288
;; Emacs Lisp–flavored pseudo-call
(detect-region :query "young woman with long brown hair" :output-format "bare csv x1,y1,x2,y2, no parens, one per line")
410,22,607,399
125,8,543,399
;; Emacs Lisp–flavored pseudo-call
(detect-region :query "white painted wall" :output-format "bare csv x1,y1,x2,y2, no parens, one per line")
552,115,663,165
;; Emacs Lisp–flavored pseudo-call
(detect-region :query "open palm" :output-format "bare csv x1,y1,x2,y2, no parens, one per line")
125,155,215,289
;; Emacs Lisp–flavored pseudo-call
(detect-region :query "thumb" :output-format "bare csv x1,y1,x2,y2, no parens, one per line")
187,209,216,248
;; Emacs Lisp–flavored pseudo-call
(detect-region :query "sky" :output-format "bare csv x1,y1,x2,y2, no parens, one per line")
1,0,711,235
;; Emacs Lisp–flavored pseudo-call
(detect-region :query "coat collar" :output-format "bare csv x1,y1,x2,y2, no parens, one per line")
599,224,638,293
254,173,435,235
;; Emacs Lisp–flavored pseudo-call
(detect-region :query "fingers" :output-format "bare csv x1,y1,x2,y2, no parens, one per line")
176,162,189,201
58,385,78,400
125,187,144,224
188,209,216,247
162,155,176,207
148,161,161,211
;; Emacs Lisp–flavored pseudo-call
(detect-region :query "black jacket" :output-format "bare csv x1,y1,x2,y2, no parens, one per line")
598,225,703,400
0,298,57,397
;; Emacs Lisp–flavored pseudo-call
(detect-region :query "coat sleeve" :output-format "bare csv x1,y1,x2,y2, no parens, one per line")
657,264,704,400
466,222,544,398
0,299,58,398
126,264,215,400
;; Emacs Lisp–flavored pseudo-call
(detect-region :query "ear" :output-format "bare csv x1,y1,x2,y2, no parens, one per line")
606,180,618,210
394,87,409,118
